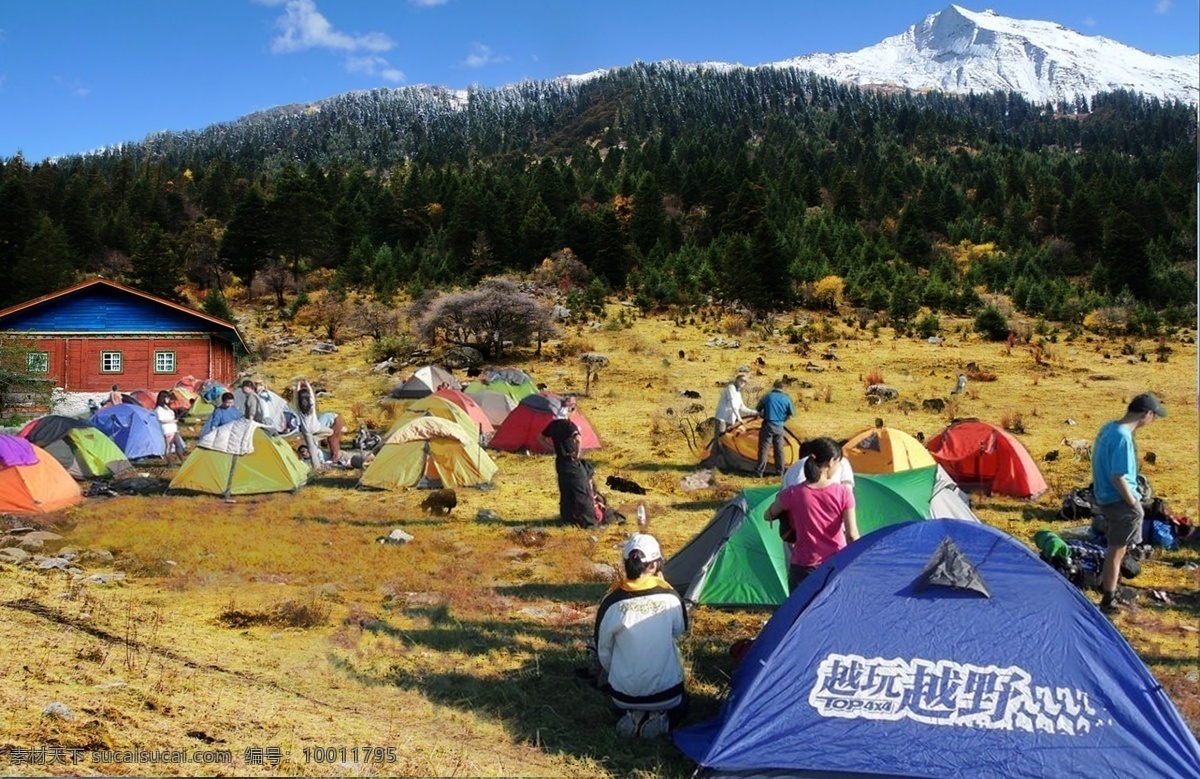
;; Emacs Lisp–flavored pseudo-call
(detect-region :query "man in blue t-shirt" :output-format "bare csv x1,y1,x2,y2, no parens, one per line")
1092,392,1165,614
754,379,795,479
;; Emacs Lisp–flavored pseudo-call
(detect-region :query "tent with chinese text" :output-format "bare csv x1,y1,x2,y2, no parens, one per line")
673,519,1200,779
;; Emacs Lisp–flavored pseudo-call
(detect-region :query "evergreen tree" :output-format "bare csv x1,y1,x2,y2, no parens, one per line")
130,224,183,301
270,163,330,276
10,215,75,303
1101,210,1152,302
219,188,273,288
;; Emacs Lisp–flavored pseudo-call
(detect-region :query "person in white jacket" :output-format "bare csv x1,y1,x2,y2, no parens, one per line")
713,372,757,439
593,534,689,739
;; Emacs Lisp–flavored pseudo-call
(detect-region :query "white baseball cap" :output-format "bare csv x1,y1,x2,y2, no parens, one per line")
623,533,662,563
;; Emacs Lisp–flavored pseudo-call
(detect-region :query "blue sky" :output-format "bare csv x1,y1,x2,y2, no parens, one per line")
1,0,1196,162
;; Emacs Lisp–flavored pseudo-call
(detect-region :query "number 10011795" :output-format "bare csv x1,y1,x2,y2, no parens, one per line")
302,746,397,764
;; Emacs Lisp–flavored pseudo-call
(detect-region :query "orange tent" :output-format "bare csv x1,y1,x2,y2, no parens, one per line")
842,426,936,474
0,438,83,513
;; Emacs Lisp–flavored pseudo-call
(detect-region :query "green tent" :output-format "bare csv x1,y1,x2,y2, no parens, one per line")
462,368,537,403
663,465,977,607
65,427,133,478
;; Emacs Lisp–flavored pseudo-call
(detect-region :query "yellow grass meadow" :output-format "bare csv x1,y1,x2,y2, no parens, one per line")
0,304,1197,777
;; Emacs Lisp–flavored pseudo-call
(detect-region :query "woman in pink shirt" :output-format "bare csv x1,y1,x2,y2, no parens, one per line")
765,437,859,592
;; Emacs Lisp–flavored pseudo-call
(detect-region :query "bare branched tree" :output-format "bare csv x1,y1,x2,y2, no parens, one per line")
416,277,558,358
351,298,401,341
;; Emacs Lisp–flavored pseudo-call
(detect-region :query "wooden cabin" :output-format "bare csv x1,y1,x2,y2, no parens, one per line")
0,279,246,392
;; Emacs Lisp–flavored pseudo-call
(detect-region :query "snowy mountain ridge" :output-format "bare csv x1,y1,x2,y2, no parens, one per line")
770,4,1198,105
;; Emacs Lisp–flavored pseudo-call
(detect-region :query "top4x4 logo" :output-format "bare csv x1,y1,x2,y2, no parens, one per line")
808,653,1110,735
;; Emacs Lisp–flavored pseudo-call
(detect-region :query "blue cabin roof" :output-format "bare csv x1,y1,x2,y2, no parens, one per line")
0,279,246,351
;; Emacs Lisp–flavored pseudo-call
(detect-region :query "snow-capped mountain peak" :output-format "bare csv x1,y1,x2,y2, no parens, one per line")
772,4,1198,105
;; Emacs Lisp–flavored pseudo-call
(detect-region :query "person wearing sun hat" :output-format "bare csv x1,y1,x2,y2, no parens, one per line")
1092,392,1165,614
592,534,689,739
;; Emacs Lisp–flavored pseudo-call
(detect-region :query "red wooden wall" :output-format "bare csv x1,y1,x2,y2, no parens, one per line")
21,336,235,392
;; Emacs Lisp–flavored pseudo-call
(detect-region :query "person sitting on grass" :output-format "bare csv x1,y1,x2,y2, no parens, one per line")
593,533,689,739
297,443,373,470
294,379,346,462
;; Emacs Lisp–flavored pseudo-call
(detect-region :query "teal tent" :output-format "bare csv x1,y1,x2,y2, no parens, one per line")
663,465,976,607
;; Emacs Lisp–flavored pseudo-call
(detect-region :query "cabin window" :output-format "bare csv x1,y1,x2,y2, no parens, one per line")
154,350,176,374
26,351,49,374
100,351,123,374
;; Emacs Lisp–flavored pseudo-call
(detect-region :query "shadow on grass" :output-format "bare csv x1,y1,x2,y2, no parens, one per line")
475,514,570,528
624,462,697,473
670,499,727,512
329,609,731,776
494,582,608,603
292,514,453,529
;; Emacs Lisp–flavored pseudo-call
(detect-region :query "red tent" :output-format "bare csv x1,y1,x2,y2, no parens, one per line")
432,387,495,438
488,392,601,454
925,418,1047,499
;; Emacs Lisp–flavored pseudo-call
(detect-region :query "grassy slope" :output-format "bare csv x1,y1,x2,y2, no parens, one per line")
0,305,1196,777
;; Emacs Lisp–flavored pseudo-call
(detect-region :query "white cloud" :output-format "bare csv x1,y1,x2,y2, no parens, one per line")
345,55,404,83
1083,15,1097,26
53,75,89,97
462,42,510,68
265,0,404,83
270,0,393,54
408,0,449,7
1154,0,1172,13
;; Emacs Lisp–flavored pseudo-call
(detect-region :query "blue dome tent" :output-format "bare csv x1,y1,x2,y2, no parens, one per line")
90,403,166,460
675,519,1200,779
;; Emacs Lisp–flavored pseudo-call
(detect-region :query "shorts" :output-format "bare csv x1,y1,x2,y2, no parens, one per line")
318,411,338,429
1096,501,1144,547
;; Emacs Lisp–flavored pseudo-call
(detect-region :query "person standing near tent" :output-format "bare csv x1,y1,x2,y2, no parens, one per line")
713,371,757,441
538,396,597,527
594,533,689,739
155,390,186,464
241,380,266,425
754,379,794,479
1092,392,1165,614
107,384,123,407
200,392,243,437
765,437,859,592
294,379,347,468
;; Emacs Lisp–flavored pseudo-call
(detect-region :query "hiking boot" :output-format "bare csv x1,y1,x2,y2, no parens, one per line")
639,711,669,739
1100,592,1135,615
615,711,643,738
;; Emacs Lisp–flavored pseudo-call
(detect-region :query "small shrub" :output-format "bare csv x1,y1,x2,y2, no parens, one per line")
720,313,747,337
915,312,941,339
367,334,417,363
553,336,589,360
218,598,330,629
974,305,1009,341
863,370,884,387
1000,410,1025,434
965,371,997,382
201,288,236,322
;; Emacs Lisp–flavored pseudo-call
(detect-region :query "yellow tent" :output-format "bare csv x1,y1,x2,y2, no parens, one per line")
388,396,484,442
361,417,497,491
169,428,309,496
842,426,936,474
